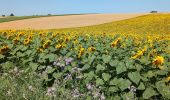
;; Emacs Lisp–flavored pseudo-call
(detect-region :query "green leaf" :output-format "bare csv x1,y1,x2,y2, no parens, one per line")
109,60,119,67
82,64,90,70
146,71,155,78
46,54,57,62
84,71,95,83
102,55,111,63
128,71,141,85
118,78,131,91
143,87,157,99
156,81,170,99
21,46,28,51
96,64,105,72
96,78,104,86
29,63,39,71
102,73,111,81
135,63,143,71
140,57,150,65
110,78,119,86
109,86,119,93
88,55,96,65
25,50,33,55
138,82,145,90
155,70,168,76
53,72,63,79
125,59,135,69
116,62,127,74
122,92,135,100
47,67,55,74
0,54,4,59
16,52,25,57
2,61,14,70
86,96,92,100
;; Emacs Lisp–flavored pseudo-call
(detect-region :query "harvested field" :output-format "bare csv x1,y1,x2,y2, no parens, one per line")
0,14,146,30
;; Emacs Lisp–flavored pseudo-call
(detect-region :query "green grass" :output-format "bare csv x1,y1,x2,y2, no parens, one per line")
55,14,170,34
0,16,48,23
0,13,96,23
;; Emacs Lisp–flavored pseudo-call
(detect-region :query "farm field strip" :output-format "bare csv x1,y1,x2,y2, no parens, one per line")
0,14,146,30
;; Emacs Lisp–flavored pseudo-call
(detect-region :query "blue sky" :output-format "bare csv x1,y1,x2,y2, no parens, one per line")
0,0,170,16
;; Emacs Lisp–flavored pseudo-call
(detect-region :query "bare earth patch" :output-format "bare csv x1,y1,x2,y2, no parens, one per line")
0,17,6,18
0,14,147,30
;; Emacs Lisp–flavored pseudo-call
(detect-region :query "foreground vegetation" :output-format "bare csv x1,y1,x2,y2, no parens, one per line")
0,14,170,99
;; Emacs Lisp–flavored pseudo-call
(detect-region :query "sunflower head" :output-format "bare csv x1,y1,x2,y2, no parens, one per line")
23,38,31,45
152,56,164,66
165,76,170,82
0,45,9,54
88,47,96,52
55,44,62,49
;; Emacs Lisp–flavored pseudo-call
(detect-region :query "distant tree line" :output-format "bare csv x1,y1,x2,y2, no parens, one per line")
150,11,158,13
1,13,15,17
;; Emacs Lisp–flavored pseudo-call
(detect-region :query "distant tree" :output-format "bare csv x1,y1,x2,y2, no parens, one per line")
48,14,52,16
2,15,5,17
150,11,158,13
10,13,15,16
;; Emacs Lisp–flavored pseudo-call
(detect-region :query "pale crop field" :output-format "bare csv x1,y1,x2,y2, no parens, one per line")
0,14,146,30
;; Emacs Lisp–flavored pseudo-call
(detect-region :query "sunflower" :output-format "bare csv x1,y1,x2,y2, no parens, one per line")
43,40,51,49
0,45,9,54
78,47,85,58
55,44,62,49
111,38,121,48
37,48,43,53
166,76,170,82
152,56,164,66
87,47,96,52
23,38,31,45
13,37,20,44
131,47,147,59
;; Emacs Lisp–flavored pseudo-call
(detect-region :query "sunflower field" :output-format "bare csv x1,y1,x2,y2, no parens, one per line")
0,28,170,100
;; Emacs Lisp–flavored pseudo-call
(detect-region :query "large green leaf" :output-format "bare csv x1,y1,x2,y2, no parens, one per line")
46,54,57,62
116,62,127,74
109,86,119,93
138,82,145,90
122,92,135,100
109,60,119,67
96,64,105,72
2,61,14,70
53,72,63,79
128,71,141,85
156,81,170,99
118,78,131,91
143,87,157,99
82,64,90,71
0,54,4,59
102,73,111,81
102,55,111,63
29,62,39,71
110,78,119,86
25,50,33,55
47,67,55,74
84,71,95,83
146,71,155,78
96,78,104,86
16,52,25,57
88,55,96,65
